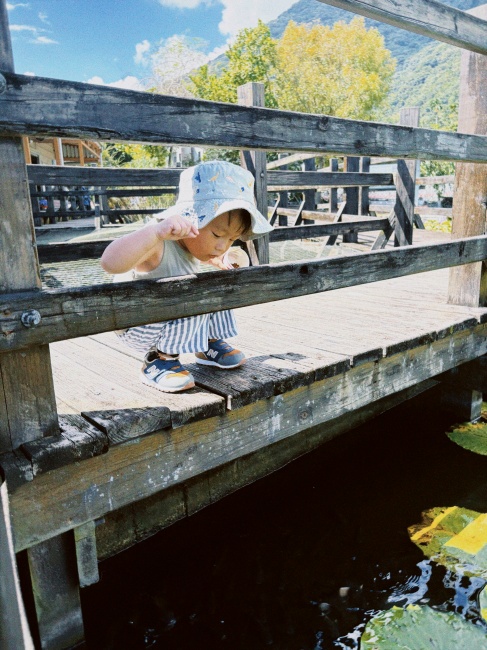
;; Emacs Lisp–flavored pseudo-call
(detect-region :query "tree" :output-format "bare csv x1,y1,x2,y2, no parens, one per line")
189,20,278,107
149,35,208,98
274,18,395,120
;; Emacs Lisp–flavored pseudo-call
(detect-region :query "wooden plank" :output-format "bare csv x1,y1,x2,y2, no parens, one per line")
2,73,487,162
27,164,181,187
269,219,390,242
96,378,438,560
74,520,99,587
436,354,487,393
394,108,420,246
448,5,487,308
266,152,317,169
27,533,84,648
268,171,393,189
50,337,224,439
316,0,487,55
3,236,487,353
8,322,487,552
0,479,35,650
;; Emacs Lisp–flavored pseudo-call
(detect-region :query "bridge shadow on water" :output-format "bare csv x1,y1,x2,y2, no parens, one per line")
82,384,487,649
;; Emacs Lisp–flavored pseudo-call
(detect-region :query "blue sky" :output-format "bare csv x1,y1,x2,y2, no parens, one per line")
7,0,297,89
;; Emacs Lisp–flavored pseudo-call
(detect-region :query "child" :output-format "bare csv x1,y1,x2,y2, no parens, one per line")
101,160,273,393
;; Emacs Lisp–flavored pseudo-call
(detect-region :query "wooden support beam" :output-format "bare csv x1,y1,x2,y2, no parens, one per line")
74,521,99,588
0,479,34,649
394,107,420,247
330,158,339,213
238,82,269,264
436,354,487,393
343,157,359,243
302,158,316,224
3,236,487,353
3,73,487,162
96,378,438,560
448,5,487,308
27,533,84,648
268,219,391,243
316,0,487,55
360,156,371,216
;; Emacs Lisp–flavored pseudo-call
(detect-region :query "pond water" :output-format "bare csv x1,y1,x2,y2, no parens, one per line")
82,386,487,649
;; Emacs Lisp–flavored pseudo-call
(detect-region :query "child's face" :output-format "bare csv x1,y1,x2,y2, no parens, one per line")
182,211,247,262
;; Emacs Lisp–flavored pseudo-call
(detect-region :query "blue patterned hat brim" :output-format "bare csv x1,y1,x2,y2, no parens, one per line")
154,197,273,241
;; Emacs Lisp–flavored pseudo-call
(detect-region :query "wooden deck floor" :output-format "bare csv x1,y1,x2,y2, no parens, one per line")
51,263,487,442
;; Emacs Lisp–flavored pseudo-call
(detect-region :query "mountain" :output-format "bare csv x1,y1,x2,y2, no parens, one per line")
268,0,482,68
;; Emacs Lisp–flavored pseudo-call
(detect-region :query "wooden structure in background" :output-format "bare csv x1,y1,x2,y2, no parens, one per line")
1,0,487,647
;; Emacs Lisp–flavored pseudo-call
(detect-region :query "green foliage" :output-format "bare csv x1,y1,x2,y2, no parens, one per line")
423,218,452,233
189,20,278,107
360,605,487,649
103,143,168,168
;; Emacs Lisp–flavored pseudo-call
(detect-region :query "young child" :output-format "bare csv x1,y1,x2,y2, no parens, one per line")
101,160,272,393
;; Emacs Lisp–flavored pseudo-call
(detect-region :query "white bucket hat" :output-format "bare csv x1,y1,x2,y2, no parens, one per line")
155,160,273,241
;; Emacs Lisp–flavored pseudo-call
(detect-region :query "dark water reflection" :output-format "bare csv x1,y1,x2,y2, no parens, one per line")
82,387,487,649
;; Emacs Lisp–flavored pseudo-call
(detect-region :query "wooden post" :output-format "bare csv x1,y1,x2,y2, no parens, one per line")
394,107,420,246
0,3,84,647
360,156,371,216
343,156,359,243
237,82,270,264
278,154,288,226
448,4,487,307
302,157,316,224
0,480,34,650
330,158,339,213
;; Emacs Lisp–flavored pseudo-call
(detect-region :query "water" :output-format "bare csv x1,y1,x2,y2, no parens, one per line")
82,386,487,649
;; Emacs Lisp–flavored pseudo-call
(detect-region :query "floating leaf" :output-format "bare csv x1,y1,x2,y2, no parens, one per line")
408,506,487,578
360,605,487,649
447,417,487,456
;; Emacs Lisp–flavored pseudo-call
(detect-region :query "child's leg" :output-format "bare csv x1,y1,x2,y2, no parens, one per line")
195,310,245,369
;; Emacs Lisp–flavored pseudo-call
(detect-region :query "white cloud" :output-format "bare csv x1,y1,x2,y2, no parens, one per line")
88,75,145,91
33,35,58,44
23,71,35,76
9,23,37,31
218,0,297,36
38,12,49,24
134,39,151,66
6,3,30,10
158,0,203,8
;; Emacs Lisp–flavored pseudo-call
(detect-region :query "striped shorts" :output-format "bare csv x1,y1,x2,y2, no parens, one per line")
117,310,238,355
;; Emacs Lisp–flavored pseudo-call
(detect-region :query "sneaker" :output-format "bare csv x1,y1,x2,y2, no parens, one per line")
141,350,195,393
195,339,246,369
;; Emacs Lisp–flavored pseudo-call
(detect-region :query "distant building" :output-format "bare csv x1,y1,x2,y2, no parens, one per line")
22,136,102,166
168,146,202,167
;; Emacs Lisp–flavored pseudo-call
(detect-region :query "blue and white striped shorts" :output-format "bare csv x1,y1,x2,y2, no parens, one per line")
117,310,238,355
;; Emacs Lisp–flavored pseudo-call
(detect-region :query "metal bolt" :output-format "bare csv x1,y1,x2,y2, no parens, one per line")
0,74,6,95
21,310,41,328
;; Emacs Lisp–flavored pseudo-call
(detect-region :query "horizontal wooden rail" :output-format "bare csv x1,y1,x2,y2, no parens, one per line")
35,218,391,262
2,236,487,352
2,73,487,162
269,219,390,242
318,0,487,55
267,171,393,189
27,165,182,188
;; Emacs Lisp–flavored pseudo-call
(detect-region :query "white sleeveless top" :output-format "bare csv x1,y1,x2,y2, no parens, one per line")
112,239,200,283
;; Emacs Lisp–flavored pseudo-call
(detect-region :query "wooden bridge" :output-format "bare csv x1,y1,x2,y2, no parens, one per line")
2,0,487,648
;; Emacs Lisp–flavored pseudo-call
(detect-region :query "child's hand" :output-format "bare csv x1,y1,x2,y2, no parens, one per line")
208,255,233,270
156,215,199,241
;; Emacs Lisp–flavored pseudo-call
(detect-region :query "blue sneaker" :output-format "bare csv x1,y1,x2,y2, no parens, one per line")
141,350,195,393
195,339,246,369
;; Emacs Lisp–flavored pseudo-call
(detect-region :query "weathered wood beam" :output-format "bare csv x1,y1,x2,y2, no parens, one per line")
266,152,318,169
27,164,181,187
96,378,438,560
436,354,487,393
2,73,487,161
268,171,393,189
316,0,487,55
269,219,390,242
7,322,487,552
3,236,487,352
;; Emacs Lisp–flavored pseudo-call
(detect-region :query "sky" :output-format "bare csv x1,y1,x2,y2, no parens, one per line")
6,0,297,90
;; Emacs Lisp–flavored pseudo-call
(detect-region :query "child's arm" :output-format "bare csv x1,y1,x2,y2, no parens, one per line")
100,215,198,274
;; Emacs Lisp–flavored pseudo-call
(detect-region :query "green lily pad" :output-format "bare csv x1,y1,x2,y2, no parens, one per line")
447,417,487,456
360,605,487,649
408,506,487,579
481,586,487,624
